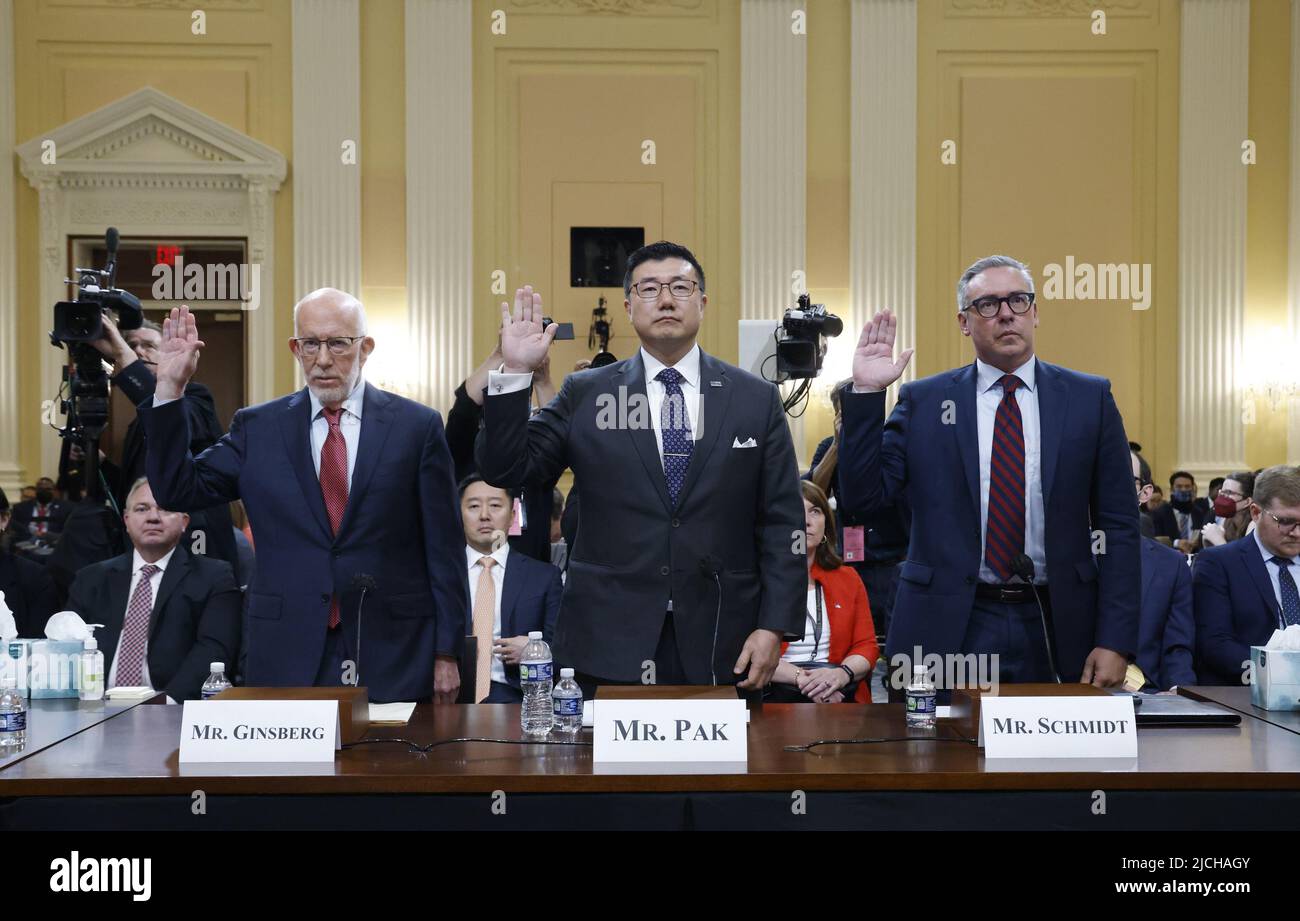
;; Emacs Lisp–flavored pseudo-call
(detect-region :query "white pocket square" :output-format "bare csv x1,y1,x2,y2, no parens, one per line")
732,436,757,449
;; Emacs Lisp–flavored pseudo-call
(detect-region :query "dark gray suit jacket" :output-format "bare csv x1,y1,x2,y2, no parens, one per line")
476,349,805,683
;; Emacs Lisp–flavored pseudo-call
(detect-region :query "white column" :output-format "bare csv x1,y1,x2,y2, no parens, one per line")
291,0,362,303
1289,0,1300,463
246,177,283,406
740,0,806,324
405,0,473,412
0,0,24,493
850,0,916,397
1178,0,1250,480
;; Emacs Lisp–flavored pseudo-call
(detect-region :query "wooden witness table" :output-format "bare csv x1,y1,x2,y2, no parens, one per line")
1,686,1298,830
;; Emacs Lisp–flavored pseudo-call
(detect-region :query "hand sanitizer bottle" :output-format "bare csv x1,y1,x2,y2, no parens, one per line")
79,633,105,701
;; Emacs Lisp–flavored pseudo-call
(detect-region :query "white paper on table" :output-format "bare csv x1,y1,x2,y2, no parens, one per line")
368,702,416,724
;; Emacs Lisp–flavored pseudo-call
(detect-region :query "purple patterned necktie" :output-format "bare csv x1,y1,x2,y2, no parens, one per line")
656,368,693,506
116,563,160,686
985,374,1025,582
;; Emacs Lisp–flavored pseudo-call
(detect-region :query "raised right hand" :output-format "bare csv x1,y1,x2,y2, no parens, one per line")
156,305,205,401
499,286,557,374
851,308,914,392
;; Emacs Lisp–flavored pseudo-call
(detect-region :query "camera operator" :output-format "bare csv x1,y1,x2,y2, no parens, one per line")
48,312,237,601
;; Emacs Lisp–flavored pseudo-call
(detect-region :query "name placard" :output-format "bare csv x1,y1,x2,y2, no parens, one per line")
179,700,340,763
980,695,1137,758
593,699,748,764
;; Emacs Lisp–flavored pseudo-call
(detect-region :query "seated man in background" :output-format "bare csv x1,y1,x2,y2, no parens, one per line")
66,478,241,701
6,477,69,547
1152,470,1211,554
1193,465,1300,686
460,474,563,703
1132,450,1196,690
1200,470,1255,548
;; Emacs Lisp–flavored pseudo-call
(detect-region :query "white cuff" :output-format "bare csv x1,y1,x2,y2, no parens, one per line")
152,394,180,407
850,383,884,394
487,368,533,396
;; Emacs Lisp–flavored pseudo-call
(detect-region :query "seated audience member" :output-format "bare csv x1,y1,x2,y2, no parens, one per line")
1145,484,1165,514
1152,470,1211,554
0,488,57,637
461,474,563,703
65,478,241,701
445,344,557,563
1193,465,1300,685
1201,470,1255,548
6,476,69,547
769,481,879,703
1132,451,1196,689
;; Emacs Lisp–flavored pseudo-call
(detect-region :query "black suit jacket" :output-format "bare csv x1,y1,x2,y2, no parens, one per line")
66,545,242,701
1150,502,1211,545
0,550,57,637
493,549,564,689
7,500,69,542
476,349,806,683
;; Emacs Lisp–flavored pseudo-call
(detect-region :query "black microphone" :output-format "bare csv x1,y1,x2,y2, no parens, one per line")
350,573,376,688
698,556,723,685
1010,554,1061,684
104,227,120,289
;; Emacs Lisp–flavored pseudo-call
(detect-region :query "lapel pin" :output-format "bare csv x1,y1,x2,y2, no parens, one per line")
709,380,722,388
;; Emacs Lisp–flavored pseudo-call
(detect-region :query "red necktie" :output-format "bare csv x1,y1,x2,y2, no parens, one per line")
985,374,1025,582
117,564,160,686
320,407,348,628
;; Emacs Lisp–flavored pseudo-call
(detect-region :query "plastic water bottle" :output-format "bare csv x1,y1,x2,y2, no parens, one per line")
0,644,26,753
552,667,583,736
520,631,554,736
905,665,937,729
78,637,105,701
200,662,232,700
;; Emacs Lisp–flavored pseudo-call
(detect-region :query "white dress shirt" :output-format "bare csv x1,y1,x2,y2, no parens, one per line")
486,345,703,468
107,546,177,692
309,377,364,488
467,542,511,685
975,356,1047,584
1252,530,1300,627
781,585,832,663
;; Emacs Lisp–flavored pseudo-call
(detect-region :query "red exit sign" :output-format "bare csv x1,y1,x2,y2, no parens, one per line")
155,244,182,266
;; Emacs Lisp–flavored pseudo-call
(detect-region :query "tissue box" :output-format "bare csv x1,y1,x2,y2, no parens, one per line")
1251,646,1300,711
28,640,83,698
1,640,35,696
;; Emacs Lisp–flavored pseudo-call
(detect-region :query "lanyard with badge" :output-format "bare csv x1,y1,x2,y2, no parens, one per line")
808,582,824,655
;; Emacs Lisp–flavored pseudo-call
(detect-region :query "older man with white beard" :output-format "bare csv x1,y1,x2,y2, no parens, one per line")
137,289,469,703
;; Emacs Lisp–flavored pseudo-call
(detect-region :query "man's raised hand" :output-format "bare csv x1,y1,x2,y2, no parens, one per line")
156,305,204,402
500,285,557,375
851,308,914,392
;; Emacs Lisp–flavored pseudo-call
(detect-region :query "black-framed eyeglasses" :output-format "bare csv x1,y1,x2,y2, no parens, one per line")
293,336,365,356
1261,508,1300,535
632,279,698,301
963,292,1035,319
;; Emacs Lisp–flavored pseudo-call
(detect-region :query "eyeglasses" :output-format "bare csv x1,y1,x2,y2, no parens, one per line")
293,336,365,356
962,292,1034,319
1219,488,1244,500
1260,508,1300,535
632,279,698,301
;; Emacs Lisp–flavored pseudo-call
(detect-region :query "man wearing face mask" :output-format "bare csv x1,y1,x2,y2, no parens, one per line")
6,477,68,547
1201,471,1255,548
1151,471,1211,554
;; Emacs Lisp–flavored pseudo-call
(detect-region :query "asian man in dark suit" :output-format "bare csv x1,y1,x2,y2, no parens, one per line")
839,255,1140,693
1132,450,1196,689
65,479,240,701
1193,465,1300,686
477,241,805,695
460,475,563,703
1151,470,1212,554
138,290,470,703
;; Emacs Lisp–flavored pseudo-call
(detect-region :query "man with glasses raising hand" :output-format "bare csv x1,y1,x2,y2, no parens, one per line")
1194,465,1300,685
138,289,469,703
837,255,1140,694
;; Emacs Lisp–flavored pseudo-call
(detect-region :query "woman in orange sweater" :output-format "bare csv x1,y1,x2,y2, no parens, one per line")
768,481,880,703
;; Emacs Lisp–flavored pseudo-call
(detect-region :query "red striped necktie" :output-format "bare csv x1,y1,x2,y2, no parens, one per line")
985,374,1025,582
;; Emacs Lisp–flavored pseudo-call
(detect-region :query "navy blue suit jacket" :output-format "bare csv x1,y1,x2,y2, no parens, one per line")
1138,537,1196,689
1192,534,1281,686
138,383,470,702
493,549,563,689
837,360,1140,681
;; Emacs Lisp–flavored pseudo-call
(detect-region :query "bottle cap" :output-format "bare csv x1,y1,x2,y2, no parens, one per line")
560,667,574,678
528,631,543,640
913,665,926,677
84,638,98,651
210,662,225,672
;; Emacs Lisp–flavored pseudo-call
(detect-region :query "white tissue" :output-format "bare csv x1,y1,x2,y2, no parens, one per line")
1264,624,1300,651
44,611,104,643
0,589,16,640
